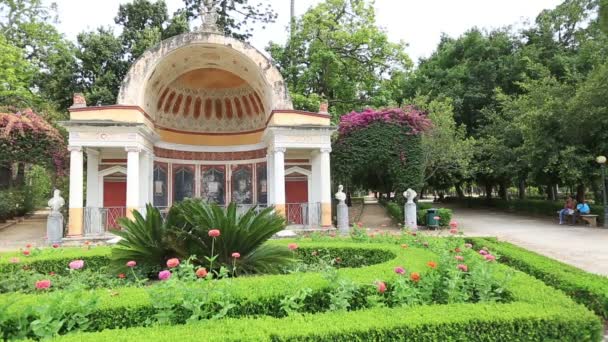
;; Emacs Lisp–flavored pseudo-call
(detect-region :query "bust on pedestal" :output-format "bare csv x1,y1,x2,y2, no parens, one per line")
335,185,349,235
403,188,417,230
47,189,65,245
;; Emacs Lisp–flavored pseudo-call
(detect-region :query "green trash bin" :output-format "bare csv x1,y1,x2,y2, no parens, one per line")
426,208,439,227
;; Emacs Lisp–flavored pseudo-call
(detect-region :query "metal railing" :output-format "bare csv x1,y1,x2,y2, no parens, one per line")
83,202,321,236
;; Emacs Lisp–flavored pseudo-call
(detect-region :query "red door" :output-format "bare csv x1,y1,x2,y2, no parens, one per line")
286,179,308,224
103,181,126,229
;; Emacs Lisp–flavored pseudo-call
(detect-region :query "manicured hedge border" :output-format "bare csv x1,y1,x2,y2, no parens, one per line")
54,302,601,342
0,247,111,275
467,237,608,319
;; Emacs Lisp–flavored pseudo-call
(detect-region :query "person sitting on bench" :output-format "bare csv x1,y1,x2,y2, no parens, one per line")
559,196,576,225
572,199,591,225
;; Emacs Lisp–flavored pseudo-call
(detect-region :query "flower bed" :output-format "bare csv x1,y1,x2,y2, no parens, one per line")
0,237,603,341
467,237,608,319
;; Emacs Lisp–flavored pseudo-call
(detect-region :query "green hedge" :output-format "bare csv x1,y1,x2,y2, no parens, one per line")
447,197,604,225
0,247,112,275
385,202,453,227
54,302,602,342
467,237,608,319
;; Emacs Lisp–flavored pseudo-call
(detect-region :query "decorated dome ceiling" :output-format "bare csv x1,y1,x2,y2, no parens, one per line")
150,68,266,134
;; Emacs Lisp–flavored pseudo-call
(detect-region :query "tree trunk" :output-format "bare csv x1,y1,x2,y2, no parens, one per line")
498,182,508,200
346,190,352,207
455,183,465,199
0,164,10,189
518,179,526,200
14,163,25,187
484,182,493,201
576,184,586,203
547,184,557,201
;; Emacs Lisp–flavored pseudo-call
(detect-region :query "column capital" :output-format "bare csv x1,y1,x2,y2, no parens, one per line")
85,148,100,156
125,146,141,153
67,145,82,152
320,147,332,154
272,147,287,154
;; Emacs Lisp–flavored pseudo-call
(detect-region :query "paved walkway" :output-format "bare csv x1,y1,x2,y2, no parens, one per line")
0,211,47,251
358,203,399,230
448,205,608,276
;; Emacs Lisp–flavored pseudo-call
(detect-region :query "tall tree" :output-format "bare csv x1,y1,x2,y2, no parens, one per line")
0,36,35,107
268,0,410,116
181,0,277,41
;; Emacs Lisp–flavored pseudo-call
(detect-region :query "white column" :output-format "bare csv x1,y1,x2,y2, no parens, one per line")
139,151,150,208
311,151,322,204
67,146,84,236
126,146,141,215
272,147,286,214
318,147,332,227
266,150,274,205
85,148,100,208
148,152,155,204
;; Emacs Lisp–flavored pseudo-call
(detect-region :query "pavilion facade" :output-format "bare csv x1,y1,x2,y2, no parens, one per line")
62,30,335,238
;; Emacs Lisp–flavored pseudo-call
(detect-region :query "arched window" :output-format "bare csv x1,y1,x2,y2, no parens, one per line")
201,166,226,205
173,165,194,203
153,163,168,207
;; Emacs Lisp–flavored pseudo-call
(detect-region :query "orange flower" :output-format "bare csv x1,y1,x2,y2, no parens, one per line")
196,267,208,278
410,272,420,282
427,261,437,269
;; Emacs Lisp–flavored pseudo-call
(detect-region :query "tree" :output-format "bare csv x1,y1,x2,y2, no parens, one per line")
267,0,410,116
181,0,277,41
332,107,431,198
0,36,35,107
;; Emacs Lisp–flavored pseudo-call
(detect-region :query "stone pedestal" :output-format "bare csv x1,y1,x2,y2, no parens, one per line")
337,202,349,235
47,212,64,244
404,202,417,230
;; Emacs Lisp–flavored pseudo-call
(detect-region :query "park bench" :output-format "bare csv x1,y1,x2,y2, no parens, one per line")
557,211,598,227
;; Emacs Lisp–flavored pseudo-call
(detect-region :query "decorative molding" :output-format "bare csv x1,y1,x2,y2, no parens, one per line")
155,141,267,153
85,148,100,156
320,147,332,153
67,146,82,152
125,146,142,153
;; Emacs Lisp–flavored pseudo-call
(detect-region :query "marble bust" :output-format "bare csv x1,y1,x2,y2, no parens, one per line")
403,188,417,204
335,185,347,202
48,189,65,213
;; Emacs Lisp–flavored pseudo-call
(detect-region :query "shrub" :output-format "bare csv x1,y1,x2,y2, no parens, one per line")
384,202,452,227
467,237,608,319
112,201,293,275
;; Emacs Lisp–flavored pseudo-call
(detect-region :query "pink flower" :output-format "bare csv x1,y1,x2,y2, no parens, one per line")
196,268,208,278
288,243,298,251
158,270,171,280
449,227,458,234
208,229,221,237
454,247,461,253
69,260,84,270
376,281,387,293
26,244,32,248
118,273,126,279
449,221,458,229
52,243,59,248
22,250,30,256
166,258,180,268
455,255,464,261
35,279,51,290
479,250,488,256
126,260,137,268
231,252,241,259
10,257,19,264
485,254,496,262
394,266,405,275
457,264,468,272
464,243,473,248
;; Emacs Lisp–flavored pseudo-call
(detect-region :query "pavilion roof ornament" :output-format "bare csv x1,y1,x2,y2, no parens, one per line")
199,0,221,33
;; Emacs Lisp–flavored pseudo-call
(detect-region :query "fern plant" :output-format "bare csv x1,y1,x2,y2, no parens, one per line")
111,200,294,275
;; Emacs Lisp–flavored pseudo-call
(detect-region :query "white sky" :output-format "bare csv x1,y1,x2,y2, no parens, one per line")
47,0,563,62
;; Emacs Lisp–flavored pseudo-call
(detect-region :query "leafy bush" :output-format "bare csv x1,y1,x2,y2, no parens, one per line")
0,188,33,221
112,201,293,275
467,237,608,319
446,197,604,224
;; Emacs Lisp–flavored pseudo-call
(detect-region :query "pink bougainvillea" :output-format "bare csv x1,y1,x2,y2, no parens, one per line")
338,106,432,137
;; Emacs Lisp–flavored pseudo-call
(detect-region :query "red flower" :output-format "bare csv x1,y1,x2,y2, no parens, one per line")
22,250,30,256
52,243,59,248
449,221,458,229
410,272,421,282
166,258,180,268
208,229,221,237
376,281,387,293
449,227,458,234
457,264,468,272
454,247,461,253
35,279,51,290
231,252,241,259
25,244,32,248
427,261,437,269
196,268,208,278
118,273,126,279
288,243,298,251
485,254,496,262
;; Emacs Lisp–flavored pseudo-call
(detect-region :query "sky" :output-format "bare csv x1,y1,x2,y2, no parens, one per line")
48,0,563,62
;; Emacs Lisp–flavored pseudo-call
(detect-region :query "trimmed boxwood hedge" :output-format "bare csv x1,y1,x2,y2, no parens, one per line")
2,240,605,341
467,237,608,319
0,247,111,275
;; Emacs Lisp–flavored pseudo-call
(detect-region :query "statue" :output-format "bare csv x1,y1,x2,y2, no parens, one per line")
199,0,220,33
403,188,418,230
335,185,349,235
48,189,65,213
47,189,65,245
404,188,417,204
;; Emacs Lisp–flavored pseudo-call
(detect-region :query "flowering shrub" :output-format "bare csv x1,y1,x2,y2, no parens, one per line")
338,107,431,137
